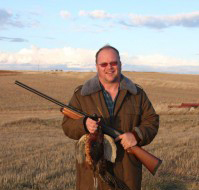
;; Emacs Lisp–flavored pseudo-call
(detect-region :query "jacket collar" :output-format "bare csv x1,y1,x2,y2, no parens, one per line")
81,74,137,96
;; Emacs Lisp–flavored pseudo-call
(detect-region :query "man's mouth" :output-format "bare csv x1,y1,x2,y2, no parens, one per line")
106,71,114,74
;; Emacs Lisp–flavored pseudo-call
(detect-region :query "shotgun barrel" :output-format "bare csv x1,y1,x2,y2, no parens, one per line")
15,80,91,117
15,80,162,175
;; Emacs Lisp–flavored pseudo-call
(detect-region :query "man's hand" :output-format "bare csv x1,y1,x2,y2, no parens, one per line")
86,118,100,133
116,132,137,150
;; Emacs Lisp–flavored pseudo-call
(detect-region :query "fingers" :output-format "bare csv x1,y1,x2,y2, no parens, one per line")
115,134,123,142
120,137,130,150
115,134,130,149
116,133,137,150
86,118,99,133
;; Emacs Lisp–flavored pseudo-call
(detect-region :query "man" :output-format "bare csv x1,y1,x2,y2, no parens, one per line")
62,45,159,190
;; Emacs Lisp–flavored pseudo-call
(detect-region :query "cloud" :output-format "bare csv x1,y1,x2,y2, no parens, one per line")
0,46,198,73
60,10,71,19
124,11,199,28
78,10,199,29
0,8,25,29
121,54,199,74
0,36,28,43
79,10,113,19
0,8,40,30
125,54,199,67
0,46,96,69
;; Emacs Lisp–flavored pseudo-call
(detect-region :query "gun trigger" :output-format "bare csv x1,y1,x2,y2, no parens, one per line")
91,113,98,121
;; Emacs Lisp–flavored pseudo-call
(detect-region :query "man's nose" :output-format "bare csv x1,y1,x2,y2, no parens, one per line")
106,63,113,68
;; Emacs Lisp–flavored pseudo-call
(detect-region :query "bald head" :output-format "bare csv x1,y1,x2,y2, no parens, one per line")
95,45,120,64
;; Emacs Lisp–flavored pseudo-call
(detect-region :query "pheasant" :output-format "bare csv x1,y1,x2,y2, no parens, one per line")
76,126,130,190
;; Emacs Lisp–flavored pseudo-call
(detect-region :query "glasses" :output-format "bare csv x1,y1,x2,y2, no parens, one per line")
98,61,119,67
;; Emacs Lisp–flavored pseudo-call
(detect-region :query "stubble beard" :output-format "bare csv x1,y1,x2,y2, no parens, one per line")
103,71,121,84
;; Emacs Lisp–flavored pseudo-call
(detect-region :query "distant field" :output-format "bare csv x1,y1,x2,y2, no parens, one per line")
0,71,199,190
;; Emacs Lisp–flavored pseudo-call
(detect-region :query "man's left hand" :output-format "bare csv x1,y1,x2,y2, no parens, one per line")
116,132,137,150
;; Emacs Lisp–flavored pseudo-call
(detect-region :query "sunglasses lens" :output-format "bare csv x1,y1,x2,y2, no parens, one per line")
110,62,118,66
99,62,118,67
99,63,108,67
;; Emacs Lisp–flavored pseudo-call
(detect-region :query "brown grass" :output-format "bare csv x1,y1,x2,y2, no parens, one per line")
0,71,199,189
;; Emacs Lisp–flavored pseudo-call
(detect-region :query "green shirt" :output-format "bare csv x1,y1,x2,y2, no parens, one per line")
101,84,119,117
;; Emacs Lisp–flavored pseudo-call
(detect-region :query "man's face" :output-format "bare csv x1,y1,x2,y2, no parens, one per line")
96,48,121,84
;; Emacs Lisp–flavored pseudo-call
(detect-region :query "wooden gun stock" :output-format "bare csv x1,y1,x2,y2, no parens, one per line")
127,147,162,175
15,80,162,175
62,107,162,175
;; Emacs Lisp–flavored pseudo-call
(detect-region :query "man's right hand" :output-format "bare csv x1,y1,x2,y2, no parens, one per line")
86,118,99,133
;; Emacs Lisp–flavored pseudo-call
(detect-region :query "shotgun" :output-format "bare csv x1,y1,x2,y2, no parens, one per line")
15,80,162,175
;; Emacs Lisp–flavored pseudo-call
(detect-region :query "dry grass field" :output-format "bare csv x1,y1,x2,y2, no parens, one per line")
0,70,199,190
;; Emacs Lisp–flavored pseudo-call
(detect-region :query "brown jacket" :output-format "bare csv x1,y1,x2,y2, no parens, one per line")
62,74,159,190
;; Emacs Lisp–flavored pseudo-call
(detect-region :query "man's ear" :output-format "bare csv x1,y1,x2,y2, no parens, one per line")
119,62,122,70
96,64,99,72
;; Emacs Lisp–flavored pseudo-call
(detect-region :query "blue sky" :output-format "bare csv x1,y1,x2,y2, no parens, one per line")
0,0,199,73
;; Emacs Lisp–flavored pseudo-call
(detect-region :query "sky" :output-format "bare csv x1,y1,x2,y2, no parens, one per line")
0,0,199,74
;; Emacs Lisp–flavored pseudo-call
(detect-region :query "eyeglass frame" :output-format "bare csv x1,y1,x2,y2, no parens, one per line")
97,61,120,68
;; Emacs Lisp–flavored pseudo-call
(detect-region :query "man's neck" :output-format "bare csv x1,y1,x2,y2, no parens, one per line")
100,80,120,101
99,75,121,92
102,82,119,92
